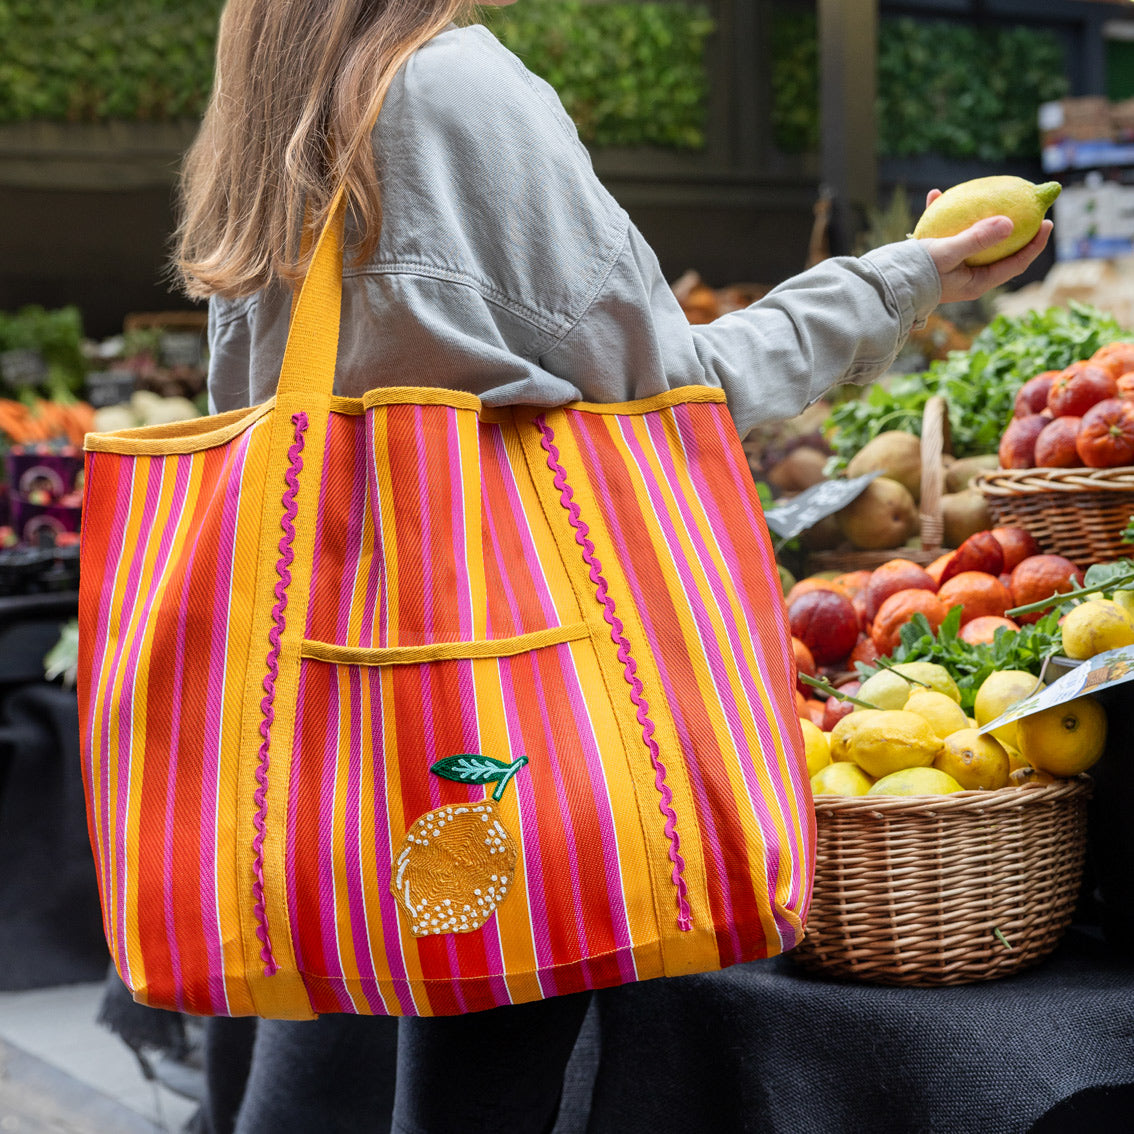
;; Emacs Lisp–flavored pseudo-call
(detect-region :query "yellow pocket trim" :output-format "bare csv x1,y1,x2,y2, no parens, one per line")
301,622,595,667
83,401,275,455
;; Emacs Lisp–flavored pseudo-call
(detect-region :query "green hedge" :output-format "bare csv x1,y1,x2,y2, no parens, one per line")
0,0,713,150
0,0,223,123
485,0,714,149
771,14,1069,162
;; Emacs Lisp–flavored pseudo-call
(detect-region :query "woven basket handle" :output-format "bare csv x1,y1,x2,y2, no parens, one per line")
919,395,949,552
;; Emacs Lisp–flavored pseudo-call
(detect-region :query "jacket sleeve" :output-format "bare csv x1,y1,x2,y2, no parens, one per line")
538,224,942,438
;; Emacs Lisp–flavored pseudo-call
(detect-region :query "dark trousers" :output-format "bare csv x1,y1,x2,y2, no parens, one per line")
194,991,593,1134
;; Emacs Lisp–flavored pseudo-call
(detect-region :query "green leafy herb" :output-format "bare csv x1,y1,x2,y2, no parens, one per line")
827,303,1130,467
0,305,87,400
855,606,1064,714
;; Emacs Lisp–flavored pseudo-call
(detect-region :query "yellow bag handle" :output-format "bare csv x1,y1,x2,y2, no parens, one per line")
275,186,348,402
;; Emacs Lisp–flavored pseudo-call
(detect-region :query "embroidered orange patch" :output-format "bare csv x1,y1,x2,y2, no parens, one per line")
391,755,527,937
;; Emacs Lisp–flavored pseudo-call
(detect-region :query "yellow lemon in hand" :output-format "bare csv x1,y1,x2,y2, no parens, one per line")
1016,696,1107,777
799,718,831,777
974,669,1042,751
867,767,964,796
811,762,874,796
911,176,1060,266
934,728,1010,790
904,690,969,740
1060,599,1134,660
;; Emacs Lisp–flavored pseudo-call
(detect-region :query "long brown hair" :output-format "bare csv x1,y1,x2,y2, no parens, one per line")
175,0,475,300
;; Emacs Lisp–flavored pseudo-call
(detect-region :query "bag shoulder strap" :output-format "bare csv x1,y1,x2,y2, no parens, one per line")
276,189,347,403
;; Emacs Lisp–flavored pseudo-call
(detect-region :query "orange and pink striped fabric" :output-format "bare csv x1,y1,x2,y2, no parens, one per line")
78,387,814,1019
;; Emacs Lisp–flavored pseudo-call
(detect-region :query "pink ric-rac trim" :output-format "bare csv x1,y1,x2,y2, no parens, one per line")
253,411,309,976
535,414,692,931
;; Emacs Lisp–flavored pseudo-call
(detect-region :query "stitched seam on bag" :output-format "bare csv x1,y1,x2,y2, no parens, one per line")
534,413,692,931
253,410,308,976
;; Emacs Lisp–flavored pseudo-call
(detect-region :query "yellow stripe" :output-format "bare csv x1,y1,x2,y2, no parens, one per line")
217,425,271,1015
301,622,593,667
237,401,319,1019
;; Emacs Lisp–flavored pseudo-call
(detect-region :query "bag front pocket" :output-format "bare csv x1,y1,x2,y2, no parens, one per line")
281,629,662,1017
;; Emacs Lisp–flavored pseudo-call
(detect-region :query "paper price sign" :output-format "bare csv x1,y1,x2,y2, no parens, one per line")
977,645,1134,736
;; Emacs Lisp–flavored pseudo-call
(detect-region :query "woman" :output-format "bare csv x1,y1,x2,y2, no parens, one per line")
175,2,1051,1130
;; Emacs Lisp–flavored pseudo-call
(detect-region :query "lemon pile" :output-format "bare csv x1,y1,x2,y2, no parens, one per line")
804,662,1106,798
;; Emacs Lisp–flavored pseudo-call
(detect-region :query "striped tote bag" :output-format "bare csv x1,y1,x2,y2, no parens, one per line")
77,196,814,1019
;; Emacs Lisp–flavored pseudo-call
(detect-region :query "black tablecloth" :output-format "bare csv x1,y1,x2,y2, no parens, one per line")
0,681,108,989
563,928,1134,1134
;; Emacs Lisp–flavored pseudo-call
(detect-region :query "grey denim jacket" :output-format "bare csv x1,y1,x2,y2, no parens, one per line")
207,24,941,438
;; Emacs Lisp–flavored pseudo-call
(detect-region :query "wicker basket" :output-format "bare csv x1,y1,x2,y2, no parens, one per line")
806,396,950,574
974,465,1134,565
791,778,1091,986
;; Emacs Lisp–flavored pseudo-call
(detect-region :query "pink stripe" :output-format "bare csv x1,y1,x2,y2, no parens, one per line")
413,407,436,647
410,407,470,1007
331,416,368,646
452,653,511,1007
331,420,386,1012
86,453,136,972
629,411,793,948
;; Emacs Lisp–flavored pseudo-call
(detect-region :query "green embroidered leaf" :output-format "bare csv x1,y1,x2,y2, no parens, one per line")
430,755,515,784
430,754,530,801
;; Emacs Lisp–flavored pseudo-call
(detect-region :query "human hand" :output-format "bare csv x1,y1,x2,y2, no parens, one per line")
919,188,1053,305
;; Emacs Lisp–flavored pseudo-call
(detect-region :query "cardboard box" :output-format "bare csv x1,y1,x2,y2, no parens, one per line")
1112,98,1134,142
1039,97,1113,146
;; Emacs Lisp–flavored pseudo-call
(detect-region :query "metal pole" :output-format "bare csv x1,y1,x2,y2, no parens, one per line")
818,0,879,255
